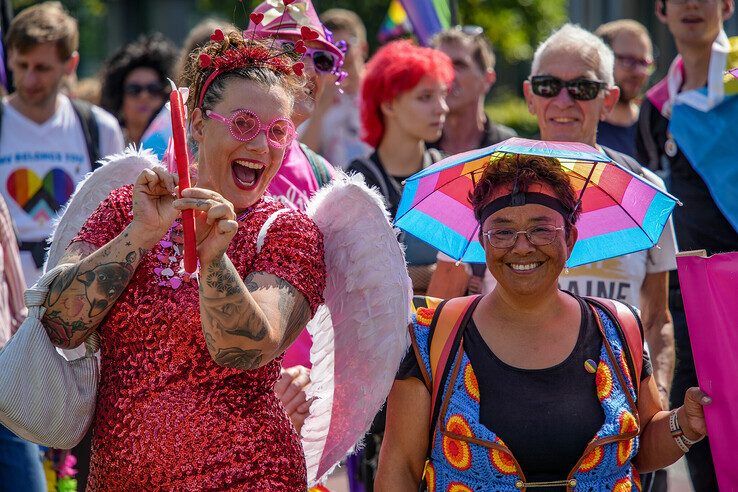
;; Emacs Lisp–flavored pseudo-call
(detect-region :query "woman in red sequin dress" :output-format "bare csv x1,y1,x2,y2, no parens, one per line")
41,31,325,490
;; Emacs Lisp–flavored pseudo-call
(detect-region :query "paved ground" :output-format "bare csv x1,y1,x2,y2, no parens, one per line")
323,457,695,491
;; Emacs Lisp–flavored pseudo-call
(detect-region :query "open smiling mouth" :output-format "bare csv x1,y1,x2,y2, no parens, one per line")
231,160,265,191
507,261,545,272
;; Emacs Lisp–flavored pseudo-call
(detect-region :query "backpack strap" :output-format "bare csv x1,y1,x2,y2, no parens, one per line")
70,99,101,170
299,143,333,189
586,296,644,394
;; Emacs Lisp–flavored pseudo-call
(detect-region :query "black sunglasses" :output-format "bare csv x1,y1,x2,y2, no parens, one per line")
123,82,165,97
530,75,608,101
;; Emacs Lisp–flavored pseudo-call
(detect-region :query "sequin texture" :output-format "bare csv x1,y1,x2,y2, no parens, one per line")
72,186,326,490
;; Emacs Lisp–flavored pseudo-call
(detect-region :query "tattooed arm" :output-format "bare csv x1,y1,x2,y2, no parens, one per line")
199,253,312,371
42,224,151,349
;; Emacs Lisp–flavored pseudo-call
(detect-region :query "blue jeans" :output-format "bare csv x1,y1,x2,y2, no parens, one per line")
0,424,46,492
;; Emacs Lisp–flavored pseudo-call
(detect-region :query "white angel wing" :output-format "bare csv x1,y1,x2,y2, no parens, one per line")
302,172,412,485
45,146,160,271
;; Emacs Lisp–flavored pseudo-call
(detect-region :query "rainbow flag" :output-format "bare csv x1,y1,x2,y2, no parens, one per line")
398,0,451,46
378,0,412,44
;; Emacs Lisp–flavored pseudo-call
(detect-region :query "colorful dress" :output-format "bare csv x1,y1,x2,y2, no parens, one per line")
411,302,642,491
73,186,326,490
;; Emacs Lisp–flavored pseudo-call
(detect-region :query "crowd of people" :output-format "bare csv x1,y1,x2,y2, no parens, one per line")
0,0,734,491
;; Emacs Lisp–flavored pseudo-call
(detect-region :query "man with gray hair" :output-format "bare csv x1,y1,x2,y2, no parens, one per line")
523,23,678,488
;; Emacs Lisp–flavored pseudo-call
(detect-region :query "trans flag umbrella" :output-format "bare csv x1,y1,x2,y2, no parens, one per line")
394,137,681,268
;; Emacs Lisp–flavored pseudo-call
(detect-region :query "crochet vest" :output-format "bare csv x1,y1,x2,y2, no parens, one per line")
410,300,643,492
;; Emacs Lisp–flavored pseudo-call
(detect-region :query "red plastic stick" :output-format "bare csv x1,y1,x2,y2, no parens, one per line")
169,87,198,273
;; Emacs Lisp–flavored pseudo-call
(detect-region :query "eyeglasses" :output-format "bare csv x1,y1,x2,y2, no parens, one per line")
205,109,296,149
530,76,609,101
667,0,716,4
615,54,655,72
278,41,339,73
483,225,565,249
123,82,165,97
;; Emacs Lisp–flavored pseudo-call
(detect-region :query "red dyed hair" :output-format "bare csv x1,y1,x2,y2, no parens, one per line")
360,40,454,148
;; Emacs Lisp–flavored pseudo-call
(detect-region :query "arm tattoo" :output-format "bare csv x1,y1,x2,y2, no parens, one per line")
212,347,263,370
76,253,136,318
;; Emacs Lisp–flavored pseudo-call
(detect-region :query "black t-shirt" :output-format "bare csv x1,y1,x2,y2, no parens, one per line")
597,120,638,159
398,294,652,489
636,98,738,255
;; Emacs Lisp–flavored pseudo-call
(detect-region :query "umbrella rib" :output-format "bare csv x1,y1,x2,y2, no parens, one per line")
394,169,482,223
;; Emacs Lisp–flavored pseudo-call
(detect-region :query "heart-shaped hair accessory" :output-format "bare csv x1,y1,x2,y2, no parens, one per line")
294,40,307,55
284,0,296,5
199,53,212,68
300,26,320,41
292,62,305,76
249,12,264,25
210,29,225,42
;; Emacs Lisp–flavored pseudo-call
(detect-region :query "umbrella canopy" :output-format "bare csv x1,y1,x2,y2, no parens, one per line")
395,137,680,268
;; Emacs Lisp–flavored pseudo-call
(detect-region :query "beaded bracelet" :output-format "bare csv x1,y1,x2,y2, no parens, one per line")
669,409,704,453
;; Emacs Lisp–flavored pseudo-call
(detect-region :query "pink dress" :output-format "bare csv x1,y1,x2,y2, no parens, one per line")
73,186,326,490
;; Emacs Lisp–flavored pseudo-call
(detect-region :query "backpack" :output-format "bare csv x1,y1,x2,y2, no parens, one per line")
0,98,101,170
300,143,333,189
411,294,644,461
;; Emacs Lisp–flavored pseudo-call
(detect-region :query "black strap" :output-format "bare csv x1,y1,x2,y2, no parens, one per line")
70,99,101,170
637,101,662,172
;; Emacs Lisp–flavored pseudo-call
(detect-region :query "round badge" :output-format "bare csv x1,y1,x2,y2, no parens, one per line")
665,138,678,158
584,359,597,374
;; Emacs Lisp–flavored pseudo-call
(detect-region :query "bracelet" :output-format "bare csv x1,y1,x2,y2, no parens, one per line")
669,409,704,452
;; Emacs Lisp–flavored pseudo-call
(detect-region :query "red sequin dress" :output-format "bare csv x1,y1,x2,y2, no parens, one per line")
72,186,326,491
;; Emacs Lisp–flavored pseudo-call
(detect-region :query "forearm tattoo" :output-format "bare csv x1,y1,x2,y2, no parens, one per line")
199,254,312,370
42,230,145,348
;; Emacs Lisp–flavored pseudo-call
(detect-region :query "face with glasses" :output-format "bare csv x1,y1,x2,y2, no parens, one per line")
657,0,734,48
524,46,619,147
191,78,293,211
121,67,167,134
481,185,577,297
610,31,654,102
278,37,340,126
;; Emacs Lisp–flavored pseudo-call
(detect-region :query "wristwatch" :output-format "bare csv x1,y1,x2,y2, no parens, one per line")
669,409,704,452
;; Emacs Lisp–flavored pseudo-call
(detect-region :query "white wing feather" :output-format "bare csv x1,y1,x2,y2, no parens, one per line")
303,172,412,485
45,146,161,270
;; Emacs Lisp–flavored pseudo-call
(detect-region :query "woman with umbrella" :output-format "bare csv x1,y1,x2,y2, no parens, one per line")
377,153,710,490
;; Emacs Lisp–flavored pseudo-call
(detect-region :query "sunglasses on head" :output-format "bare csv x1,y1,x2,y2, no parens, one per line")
205,109,296,149
530,75,608,101
278,41,339,73
123,82,165,97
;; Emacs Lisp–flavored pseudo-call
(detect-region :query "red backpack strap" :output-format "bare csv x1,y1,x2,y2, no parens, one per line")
588,297,644,393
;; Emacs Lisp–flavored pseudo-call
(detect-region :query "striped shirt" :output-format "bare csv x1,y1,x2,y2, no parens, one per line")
0,195,26,348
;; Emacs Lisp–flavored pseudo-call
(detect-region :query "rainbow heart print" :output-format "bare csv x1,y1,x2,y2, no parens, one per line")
6,168,74,223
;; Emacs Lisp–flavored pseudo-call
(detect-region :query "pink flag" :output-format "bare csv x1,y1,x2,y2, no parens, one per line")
677,250,738,490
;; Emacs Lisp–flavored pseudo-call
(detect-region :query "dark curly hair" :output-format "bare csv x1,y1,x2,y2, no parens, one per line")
99,33,178,122
470,153,581,237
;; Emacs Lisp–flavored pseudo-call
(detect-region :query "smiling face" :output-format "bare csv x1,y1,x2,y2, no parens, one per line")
437,39,493,113
482,196,577,299
523,45,619,147
657,0,734,49
383,75,449,143
121,67,165,132
191,78,293,212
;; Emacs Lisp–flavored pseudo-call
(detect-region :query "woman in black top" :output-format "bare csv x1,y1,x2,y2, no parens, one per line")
376,153,711,490
347,39,452,294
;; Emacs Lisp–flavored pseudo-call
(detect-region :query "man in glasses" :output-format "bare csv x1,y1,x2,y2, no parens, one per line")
524,24,678,490
426,27,517,299
1,2,123,288
595,20,655,159
299,8,372,169
637,1,737,490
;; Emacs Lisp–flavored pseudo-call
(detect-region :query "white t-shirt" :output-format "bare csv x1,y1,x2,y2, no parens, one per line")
0,95,124,285
436,169,678,308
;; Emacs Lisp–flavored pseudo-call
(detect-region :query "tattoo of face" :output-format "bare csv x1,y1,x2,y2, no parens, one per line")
214,346,263,370
201,294,267,340
77,261,134,317
47,264,81,307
